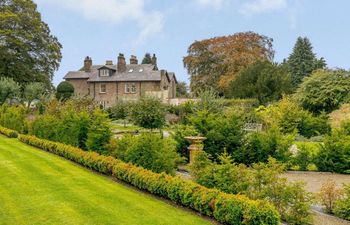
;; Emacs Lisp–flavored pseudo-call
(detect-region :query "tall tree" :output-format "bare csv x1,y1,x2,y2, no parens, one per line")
141,53,152,64
0,0,62,87
286,37,326,87
176,81,189,97
229,61,292,104
183,32,274,95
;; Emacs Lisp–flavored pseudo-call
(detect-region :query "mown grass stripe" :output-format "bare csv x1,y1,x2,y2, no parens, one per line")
0,135,214,225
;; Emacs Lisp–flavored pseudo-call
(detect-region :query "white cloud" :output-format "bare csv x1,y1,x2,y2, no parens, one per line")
194,0,226,9
239,0,287,16
35,0,164,44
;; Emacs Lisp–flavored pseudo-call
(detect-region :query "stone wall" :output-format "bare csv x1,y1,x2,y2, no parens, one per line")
66,78,89,97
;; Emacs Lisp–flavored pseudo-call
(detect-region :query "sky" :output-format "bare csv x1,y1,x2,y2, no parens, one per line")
33,0,350,86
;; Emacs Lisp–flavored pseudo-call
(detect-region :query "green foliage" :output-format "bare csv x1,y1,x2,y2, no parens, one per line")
176,81,189,97
56,81,74,100
141,53,152,64
291,142,320,171
23,82,46,108
0,77,20,105
295,69,350,113
236,128,294,164
129,97,166,129
107,100,130,121
257,96,331,138
286,37,326,87
189,108,245,158
167,101,196,124
194,89,224,113
316,129,350,173
0,0,62,87
190,154,312,224
0,104,27,132
19,134,280,225
86,109,112,154
334,184,350,220
0,125,18,138
171,124,198,160
229,61,293,104
111,133,181,174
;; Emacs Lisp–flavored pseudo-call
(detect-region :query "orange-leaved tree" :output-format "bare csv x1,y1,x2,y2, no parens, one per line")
183,31,274,95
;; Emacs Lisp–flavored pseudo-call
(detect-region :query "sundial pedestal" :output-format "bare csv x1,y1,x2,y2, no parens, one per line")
185,136,206,164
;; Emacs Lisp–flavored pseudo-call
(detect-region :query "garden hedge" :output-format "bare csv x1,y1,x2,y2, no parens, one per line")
17,133,279,225
0,125,18,138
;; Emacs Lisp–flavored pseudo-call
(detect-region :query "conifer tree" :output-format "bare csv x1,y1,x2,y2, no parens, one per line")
286,37,326,87
142,53,152,64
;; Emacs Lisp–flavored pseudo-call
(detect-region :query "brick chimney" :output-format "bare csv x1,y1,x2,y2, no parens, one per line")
106,60,113,65
130,55,138,64
117,53,126,72
151,54,158,70
84,56,92,72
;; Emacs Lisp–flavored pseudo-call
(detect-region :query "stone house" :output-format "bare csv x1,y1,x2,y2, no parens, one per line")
63,53,177,108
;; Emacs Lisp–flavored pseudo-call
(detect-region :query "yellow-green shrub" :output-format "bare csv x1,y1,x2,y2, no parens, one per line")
0,125,18,138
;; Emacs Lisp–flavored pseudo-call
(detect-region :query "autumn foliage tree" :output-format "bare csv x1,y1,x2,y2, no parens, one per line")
183,32,274,95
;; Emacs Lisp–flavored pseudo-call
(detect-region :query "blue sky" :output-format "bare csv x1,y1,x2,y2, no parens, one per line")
34,0,350,86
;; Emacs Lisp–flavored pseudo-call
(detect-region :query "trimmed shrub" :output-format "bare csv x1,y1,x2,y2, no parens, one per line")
190,152,312,224
0,125,18,138
56,81,74,100
18,134,280,225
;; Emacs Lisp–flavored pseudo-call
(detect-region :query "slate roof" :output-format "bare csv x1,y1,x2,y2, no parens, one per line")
63,64,173,82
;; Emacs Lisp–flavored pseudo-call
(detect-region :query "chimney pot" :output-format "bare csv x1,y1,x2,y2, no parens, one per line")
151,54,158,70
117,53,126,73
84,56,92,72
106,60,113,65
130,55,138,64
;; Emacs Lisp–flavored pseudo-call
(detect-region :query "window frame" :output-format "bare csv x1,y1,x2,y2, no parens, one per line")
100,83,107,93
100,69,109,77
125,83,137,94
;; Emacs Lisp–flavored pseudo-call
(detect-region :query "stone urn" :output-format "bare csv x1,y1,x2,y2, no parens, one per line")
185,136,206,164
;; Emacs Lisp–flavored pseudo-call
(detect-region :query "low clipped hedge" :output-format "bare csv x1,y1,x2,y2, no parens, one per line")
0,125,18,138
18,134,280,225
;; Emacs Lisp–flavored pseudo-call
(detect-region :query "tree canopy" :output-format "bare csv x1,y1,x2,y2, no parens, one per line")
23,82,46,109
56,81,74,101
229,61,292,104
0,77,20,105
141,53,152,64
286,37,326,87
295,69,350,113
0,0,62,87
176,81,189,97
183,32,274,95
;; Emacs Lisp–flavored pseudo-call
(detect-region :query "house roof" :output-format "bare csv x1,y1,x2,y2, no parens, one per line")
64,64,175,82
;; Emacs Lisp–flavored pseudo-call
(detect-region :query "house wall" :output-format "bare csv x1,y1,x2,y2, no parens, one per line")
66,79,89,97
88,81,161,107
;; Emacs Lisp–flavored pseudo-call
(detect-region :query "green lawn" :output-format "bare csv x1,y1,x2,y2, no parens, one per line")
0,135,214,225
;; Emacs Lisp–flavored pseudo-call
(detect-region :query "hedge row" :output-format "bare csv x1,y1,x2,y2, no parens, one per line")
0,125,18,138
18,134,280,225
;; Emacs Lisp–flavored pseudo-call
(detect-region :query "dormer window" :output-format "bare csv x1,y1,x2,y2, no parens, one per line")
100,69,109,77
